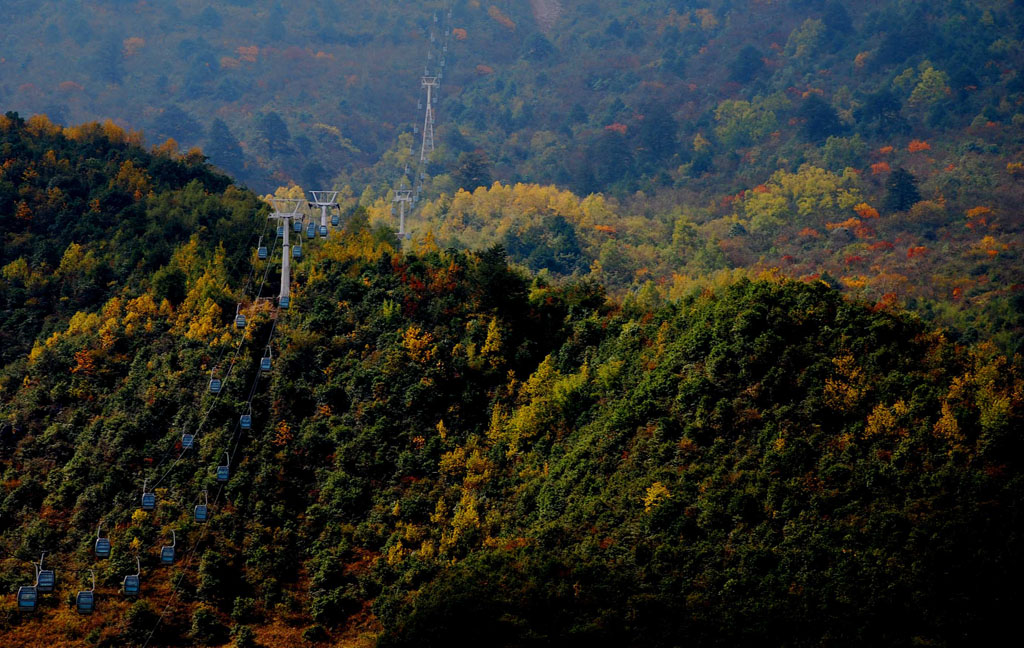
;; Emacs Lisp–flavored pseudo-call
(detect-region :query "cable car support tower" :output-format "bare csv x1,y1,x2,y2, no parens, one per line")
268,198,304,308
308,190,340,236
419,76,439,165
393,183,414,240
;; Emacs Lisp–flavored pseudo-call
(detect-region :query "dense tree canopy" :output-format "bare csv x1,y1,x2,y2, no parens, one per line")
1,1,1024,644
0,119,1022,646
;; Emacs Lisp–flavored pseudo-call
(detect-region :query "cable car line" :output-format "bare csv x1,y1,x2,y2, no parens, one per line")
145,229,281,491
142,310,281,648
15,0,459,629
144,218,275,480
139,194,295,643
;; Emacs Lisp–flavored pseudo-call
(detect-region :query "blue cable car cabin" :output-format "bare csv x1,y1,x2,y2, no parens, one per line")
319,225,328,237
292,245,302,259
277,226,284,238
217,452,230,483
258,245,268,260
240,414,252,430
36,569,55,593
235,314,247,329
141,492,156,511
293,220,302,232
181,433,194,450
123,575,140,596
194,504,209,523
76,590,94,614
306,223,316,239
260,356,272,372
209,377,222,394
161,530,176,565
331,214,339,226
95,537,111,559
279,296,290,309
17,586,37,612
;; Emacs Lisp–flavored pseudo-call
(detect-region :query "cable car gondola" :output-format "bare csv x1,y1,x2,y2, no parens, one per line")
141,479,156,512
194,491,209,523
17,585,36,613
217,452,230,483
95,523,111,559
292,245,302,259
181,433,194,450
319,225,328,237
122,558,141,597
240,413,252,430
35,553,55,594
293,220,302,233
279,296,290,309
260,349,272,372
76,571,96,614
235,304,246,329
160,530,176,565
306,223,316,239
257,235,268,260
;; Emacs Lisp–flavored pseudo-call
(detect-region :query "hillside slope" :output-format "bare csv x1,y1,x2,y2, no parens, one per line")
5,2,1024,354
0,112,262,367
0,122,1021,646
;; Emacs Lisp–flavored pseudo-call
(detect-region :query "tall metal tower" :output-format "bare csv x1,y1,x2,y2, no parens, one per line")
268,198,304,307
308,190,340,235
420,76,439,164
393,184,414,240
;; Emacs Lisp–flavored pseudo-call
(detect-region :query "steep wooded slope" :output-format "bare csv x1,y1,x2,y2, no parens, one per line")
1,125,1021,645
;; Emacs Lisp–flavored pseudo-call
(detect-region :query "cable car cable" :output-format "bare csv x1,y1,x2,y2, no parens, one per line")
145,230,281,490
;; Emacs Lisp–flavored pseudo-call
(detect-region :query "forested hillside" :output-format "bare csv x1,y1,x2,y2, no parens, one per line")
3,1,1024,645
1,113,1022,647
0,112,259,366
5,1,1023,196
6,1,1023,353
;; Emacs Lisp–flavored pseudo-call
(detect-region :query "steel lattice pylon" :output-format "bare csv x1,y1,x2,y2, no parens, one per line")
420,76,439,164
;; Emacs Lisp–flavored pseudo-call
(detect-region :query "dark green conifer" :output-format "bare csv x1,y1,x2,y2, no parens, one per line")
884,167,922,212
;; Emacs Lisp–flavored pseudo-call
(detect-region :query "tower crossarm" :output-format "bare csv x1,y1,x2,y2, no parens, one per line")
308,191,340,207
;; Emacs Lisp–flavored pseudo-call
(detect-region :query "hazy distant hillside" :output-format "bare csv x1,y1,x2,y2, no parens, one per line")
3,1,1022,196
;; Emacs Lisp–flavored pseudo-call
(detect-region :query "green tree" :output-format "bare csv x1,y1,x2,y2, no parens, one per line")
256,111,291,150
714,98,779,148
206,119,245,178
784,18,826,59
121,601,159,645
636,103,678,168
884,167,922,212
453,151,493,191
799,95,845,143
191,605,228,645
729,45,764,83
854,89,909,136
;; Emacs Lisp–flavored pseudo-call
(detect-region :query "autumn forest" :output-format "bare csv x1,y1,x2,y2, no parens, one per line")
1,1,1023,647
